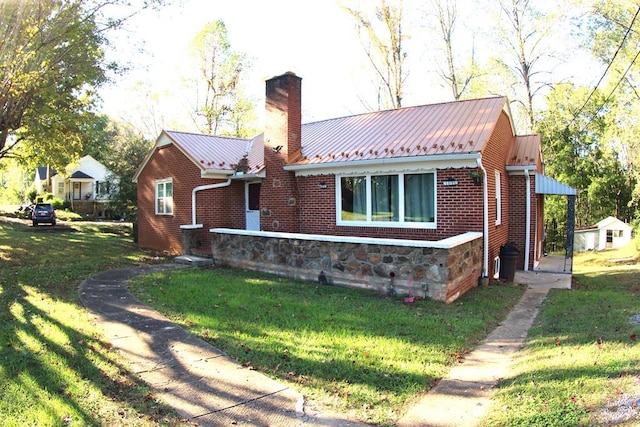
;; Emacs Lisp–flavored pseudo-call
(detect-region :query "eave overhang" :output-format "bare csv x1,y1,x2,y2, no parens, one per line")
284,152,482,176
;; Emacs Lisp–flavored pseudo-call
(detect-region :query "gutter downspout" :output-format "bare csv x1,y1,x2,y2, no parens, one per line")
524,169,531,271
478,159,489,279
191,179,231,225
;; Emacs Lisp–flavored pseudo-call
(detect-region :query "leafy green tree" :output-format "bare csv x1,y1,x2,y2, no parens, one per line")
537,83,634,234
103,121,152,219
0,0,165,170
187,20,254,137
583,0,640,218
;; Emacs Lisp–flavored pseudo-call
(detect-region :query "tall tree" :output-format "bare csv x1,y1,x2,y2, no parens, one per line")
342,0,407,110
584,0,640,217
188,20,253,136
495,0,555,132
430,0,480,100
0,0,165,170
538,83,634,228
103,121,152,219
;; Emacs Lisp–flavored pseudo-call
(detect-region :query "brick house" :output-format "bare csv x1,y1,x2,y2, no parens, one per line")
133,72,574,302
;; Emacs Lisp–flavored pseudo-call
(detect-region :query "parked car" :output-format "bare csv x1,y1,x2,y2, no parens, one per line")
32,203,56,226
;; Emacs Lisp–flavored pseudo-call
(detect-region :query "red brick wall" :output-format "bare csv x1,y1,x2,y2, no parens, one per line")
480,112,514,276
295,170,485,241
508,174,541,270
261,73,302,233
136,144,244,255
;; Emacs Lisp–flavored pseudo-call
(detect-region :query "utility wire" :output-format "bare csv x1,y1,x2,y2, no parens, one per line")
567,5,640,128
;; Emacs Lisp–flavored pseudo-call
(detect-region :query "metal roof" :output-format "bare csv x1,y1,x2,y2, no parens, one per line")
535,173,577,195
508,134,541,167
295,96,508,166
164,130,250,172
142,97,527,178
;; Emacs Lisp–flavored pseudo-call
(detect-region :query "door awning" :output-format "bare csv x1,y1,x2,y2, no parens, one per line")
535,173,576,196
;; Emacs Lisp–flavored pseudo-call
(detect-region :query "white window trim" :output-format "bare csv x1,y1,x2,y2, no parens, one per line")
495,170,502,225
155,178,173,215
335,171,437,229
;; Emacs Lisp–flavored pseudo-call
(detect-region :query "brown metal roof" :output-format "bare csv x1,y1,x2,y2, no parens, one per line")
294,96,508,166
508,134,541,167
158,96,517,175
164,130,250,171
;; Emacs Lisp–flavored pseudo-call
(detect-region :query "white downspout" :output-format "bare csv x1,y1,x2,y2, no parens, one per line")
191,179,231,225
524,169,531,271
478,159,489,279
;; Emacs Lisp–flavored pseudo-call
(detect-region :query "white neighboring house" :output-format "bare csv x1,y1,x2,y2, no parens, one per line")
36,155,117,217
574,216,634,252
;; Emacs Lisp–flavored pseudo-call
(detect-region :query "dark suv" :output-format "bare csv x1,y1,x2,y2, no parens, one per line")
32,203,56,226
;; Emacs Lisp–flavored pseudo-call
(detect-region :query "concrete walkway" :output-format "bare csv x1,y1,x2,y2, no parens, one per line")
397,257,572,426
78,257,571,427
79,264,367,427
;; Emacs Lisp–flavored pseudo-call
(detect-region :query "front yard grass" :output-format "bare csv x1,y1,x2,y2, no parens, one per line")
481,242,640,426
128,267,525,424
0,218,190,427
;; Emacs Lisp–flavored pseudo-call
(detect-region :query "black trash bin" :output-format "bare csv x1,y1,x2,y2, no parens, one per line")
499,242,519,282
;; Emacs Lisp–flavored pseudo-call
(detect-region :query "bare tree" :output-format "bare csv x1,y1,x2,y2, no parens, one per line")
431,0,481,100
496,0,551,131
343,0,408,110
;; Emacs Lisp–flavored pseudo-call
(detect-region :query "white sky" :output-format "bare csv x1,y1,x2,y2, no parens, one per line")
99,0,600,136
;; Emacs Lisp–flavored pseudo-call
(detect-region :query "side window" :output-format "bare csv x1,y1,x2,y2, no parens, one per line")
156,178,173,215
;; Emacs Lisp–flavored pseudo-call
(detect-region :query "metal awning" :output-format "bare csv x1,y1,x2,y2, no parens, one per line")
535,173,576,195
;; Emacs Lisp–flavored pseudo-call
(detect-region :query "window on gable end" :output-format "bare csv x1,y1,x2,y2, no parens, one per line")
156,178,173,215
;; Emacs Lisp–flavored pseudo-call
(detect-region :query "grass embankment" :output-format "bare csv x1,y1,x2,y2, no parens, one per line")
481,242,640,426
0,218,189,427
129,266,525,424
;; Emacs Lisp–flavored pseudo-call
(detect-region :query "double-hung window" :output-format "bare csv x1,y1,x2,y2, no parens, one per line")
156,178,173,215
338,172,435,227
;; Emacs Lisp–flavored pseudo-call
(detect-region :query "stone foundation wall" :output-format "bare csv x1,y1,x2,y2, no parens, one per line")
210,228,483,303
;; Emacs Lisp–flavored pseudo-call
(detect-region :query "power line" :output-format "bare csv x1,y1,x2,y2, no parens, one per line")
567,5,640,128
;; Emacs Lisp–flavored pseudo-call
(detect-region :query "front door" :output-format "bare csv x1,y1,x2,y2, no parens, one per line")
73,182,81,200
246,182,261,231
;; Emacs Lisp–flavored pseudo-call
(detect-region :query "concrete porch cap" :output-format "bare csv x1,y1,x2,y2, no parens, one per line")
210,228,482,249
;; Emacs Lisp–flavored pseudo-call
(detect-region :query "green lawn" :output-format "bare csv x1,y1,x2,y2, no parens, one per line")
4,212,635,426
481,242,640,426
0,218,189,427
128,266,525,424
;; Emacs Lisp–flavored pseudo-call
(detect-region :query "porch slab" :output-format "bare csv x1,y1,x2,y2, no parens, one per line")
174,255,214,266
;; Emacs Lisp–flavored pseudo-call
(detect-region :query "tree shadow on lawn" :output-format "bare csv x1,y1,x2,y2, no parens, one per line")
131,268,524,414
0,280,183,425
0,219,182,425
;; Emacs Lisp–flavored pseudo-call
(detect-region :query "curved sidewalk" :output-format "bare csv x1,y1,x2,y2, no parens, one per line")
79,262,571,427
79,264,367,427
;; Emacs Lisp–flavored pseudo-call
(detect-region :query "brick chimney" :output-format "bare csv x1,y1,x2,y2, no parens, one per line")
260,72,302,233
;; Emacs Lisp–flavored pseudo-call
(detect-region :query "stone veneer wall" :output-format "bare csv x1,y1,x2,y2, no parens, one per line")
210,228,483,303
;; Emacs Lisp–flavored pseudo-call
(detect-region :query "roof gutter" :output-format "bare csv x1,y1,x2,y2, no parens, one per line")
189,179,232,226
283,152,482,173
